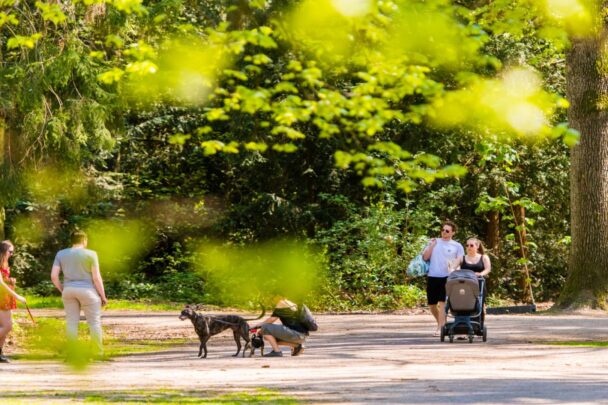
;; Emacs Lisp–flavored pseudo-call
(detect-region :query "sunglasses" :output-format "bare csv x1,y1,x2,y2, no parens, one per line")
8,250,14,254
442,229,452,233
466,244,476,247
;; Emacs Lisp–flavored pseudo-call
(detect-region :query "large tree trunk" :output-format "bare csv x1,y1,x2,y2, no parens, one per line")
559,22,608,309
485,210,500,253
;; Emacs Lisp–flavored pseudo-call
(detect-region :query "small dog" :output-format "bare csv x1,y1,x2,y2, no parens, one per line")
245,328,265,357
179,304,265,358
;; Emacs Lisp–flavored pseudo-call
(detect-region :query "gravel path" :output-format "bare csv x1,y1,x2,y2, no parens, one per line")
1,309,608,404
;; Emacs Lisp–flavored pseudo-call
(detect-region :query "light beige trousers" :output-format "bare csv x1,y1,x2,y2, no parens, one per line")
62,287,103,354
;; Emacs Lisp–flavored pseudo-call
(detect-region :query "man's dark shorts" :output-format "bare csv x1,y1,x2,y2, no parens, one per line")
427,276,448,305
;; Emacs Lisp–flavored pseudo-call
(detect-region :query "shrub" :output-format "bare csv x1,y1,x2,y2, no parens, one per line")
393,284,426,308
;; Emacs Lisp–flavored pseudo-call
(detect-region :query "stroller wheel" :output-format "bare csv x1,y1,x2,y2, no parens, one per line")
468,333,474,343
440,327,445,342
449,334,454,343
482,326,487,342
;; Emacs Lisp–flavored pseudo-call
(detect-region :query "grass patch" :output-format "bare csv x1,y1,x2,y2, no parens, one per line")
106,299,184,311
12,336,190,361
0,388,299,404
23,294,64,309
546,341,608,347
10,316,188,364
23,295,184,311
100,337,190,357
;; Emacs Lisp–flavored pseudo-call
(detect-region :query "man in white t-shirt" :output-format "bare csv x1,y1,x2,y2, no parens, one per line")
422,221,464,336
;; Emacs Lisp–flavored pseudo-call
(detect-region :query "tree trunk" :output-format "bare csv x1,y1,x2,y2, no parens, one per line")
559,21,608,309
484,209,499,295
227,0,250,29
514,205,533,303
485,180,501,254
485,211,500,252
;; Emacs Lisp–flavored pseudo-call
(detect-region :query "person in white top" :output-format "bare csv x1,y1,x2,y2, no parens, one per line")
422,221,464,336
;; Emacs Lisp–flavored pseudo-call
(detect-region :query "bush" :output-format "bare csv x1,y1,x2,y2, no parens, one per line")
158,271,207,303
105,279,160,300
313,199,434,309
23,281,57,297
393,284,426,308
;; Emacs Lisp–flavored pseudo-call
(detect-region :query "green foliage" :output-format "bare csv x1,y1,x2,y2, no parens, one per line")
104,279,160,300
393,284,427,308
35,1,67,25
6,34,42,49
313,200,428,309
22,294,63,309
0,0,580,309
192,239,323,306
157,272,207,303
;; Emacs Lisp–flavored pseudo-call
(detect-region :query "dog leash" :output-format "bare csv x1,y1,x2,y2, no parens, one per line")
24,302,36,325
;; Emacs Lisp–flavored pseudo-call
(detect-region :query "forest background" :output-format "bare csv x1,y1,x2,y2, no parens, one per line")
0,0,590,310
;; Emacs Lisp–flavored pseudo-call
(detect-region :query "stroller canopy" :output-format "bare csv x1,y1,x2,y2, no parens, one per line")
446,270,480,312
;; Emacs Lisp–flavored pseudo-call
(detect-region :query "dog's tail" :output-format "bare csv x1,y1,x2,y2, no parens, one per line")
242,304,266,321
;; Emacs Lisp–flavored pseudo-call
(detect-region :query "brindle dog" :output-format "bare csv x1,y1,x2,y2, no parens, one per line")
179,304,265,358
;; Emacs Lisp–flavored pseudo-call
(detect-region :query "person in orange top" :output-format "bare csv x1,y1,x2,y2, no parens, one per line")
0,240,26,363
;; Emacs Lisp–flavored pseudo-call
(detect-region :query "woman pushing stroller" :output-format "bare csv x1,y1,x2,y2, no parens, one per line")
440,237,492,342
450,238,492,317
458,237,491,278
458,237,491,313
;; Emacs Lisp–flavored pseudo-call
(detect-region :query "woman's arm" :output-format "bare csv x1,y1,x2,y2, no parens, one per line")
480,255,492,277
91,264,108,306
0,275,26,304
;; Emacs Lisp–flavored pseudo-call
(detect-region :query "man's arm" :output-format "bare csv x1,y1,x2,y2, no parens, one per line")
253,316,279,329
51,264,63,293
422,239,436,261
91,264,108,306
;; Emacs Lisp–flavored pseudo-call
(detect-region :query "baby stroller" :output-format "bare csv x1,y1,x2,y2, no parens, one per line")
440,269,487,343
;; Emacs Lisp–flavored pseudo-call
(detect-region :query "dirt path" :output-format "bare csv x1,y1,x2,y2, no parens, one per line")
2,310,608,404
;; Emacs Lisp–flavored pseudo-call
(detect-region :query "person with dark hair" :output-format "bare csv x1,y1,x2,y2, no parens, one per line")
69,230,88,245
0,241,26,363
51,230,107,355
252,296,307,357
422,221,464,336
